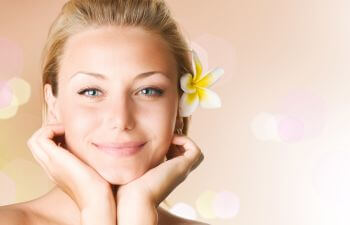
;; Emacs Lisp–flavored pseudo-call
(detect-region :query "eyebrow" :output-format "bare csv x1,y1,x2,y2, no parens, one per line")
70,71,172,81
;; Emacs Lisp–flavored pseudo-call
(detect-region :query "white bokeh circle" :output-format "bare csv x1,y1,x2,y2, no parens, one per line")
195,190,217,219
0,171,16,206
7,77,31,105
169,202,198,220
251,112,281,141
213,191,240,219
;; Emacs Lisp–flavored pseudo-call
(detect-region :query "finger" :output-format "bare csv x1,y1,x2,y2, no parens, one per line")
166,144,185,160
35,124,66,158
36,128,74,168
138,136,203,205
28,124,63,155
27,126,46,147
170,134,203,164
27,129,49,162
39,124,65,145
33,124,77,183
28,138,56,183
190,152,204,172
170,134,204,174
36,124,99,184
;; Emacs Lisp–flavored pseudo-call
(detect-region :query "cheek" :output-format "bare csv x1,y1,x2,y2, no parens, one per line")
61,106,98,150
142,101,177,162
142,96,177,134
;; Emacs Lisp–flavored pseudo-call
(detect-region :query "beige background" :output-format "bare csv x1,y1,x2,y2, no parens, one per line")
1,0,350,224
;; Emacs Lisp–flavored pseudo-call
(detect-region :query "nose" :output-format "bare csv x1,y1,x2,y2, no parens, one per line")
104,96,135,131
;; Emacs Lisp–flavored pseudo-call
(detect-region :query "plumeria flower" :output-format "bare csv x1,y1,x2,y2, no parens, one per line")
179,50,224,117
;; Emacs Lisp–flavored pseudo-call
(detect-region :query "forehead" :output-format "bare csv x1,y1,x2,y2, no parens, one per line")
58,26,177,82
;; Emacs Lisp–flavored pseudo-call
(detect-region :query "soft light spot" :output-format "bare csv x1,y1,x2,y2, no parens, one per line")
0,37,24,80
213,191,240,219
1,158,55,202
251,112,280,141
169,202,198,220
0,94,18,119
277,116,305,142
0,171,16,206
7,77,31,105
313,151,350,209
0,80,13,108
195,190,216,219
192,34,237,87
190,42,209,74
275,90,326,141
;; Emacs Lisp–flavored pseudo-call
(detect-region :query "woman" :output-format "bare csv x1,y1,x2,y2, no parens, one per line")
0,0,213,224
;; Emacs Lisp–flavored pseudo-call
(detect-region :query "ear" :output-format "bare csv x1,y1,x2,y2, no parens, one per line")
175,115,184,129
44,83,61,124
173,115,183,135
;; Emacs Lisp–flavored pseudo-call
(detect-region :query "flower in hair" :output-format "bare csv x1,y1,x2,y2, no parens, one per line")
179,50,224,117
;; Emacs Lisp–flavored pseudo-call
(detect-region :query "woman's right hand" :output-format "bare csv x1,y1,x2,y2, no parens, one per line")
26,123,116,214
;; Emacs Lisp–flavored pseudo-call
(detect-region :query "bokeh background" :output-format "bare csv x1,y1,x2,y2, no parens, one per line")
1,0,350,224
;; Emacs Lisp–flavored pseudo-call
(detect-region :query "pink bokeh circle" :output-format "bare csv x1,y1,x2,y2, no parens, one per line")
213,191,240,219
192,33,237,88
277,116,305,142
0,80,13,108
0,37,24,80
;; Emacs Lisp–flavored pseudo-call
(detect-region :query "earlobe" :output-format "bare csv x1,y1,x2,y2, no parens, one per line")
44,84,61,124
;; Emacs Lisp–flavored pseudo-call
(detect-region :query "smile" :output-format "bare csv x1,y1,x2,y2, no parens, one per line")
92,142,147,157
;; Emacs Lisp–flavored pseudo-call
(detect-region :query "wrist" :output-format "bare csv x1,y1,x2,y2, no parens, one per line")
81,204,116,225
117,197,157,225
80,189,117,225
75,182,115,211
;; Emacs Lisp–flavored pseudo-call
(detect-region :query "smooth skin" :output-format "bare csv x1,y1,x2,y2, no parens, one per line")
0,26,208,225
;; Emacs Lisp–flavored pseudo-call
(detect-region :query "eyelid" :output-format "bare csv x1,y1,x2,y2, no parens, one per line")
77,85,165,99
136,86,164,98
77,86,104,97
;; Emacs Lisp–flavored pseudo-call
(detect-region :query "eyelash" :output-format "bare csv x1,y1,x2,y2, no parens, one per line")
77,86,164,99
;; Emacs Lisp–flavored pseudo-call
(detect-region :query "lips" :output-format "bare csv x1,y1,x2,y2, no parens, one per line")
94,141,146,148
92,141,147,157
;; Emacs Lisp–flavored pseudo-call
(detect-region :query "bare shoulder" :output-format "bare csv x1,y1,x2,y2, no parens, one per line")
0,204,30,225
158,207,210,225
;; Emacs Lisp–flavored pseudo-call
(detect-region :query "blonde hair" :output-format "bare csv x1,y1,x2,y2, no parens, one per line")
41,0,193,135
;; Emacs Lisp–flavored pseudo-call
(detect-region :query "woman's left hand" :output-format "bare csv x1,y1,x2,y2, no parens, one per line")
115,134,204,225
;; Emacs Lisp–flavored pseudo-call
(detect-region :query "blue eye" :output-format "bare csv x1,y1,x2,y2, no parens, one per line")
138,87,164,98
78,88,102,97
77,87,164,99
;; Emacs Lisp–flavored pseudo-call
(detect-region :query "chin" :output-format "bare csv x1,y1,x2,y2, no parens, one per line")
98,167,146,185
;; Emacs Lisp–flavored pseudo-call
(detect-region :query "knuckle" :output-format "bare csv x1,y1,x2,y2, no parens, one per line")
199,152,204,160
27,140,36,152
40,125,49,133
199,152,204,162
194,147,202,158
42,126,50,134
26,139,32,147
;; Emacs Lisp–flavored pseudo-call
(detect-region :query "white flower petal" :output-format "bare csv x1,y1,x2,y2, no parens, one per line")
197,87,222,109
196,67,224,88
179,92,199,117
192,50,205,83
180,73,196,93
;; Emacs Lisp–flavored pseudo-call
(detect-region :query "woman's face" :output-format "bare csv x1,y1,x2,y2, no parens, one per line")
45,26,179,185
